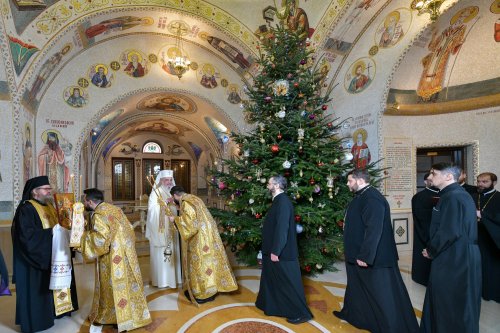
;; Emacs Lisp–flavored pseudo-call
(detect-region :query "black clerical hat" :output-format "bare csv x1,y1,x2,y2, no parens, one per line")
22,176,50,201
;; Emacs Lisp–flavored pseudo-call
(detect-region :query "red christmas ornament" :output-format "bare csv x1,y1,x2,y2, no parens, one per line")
284,170,291,177
277,132,282,140
271,144,280,153
337,220,344,228
271,64,276,68
252,159,259,165
327,122,333,128
256,45,260,49
322,105,328,110
294,82,299,88
294,214,301,222
317,161,324,167
305,265,311,272
309,177,315,185
255,213,262,219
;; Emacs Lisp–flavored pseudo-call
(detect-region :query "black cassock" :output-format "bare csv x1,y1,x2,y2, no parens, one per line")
420,183,481,333
461,183,477,197
255,192,312,320
12,201,79,333
411,187,439,286
474,189,500,302
337,186,418,333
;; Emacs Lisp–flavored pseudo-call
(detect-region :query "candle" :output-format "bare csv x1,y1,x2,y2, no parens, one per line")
70,174,75,196
79,175,82,201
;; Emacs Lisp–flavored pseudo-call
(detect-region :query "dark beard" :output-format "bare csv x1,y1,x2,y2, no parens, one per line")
478,185,494,194
48,141,58,150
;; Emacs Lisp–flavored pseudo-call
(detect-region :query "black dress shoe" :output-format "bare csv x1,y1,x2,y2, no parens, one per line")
286,317,310,324
184,290,216,304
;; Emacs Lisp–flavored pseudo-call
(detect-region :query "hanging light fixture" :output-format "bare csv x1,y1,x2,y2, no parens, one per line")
168,25,191,79
411,0,445,21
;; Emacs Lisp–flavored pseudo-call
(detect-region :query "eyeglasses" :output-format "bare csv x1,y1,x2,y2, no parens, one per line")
37,187,52,191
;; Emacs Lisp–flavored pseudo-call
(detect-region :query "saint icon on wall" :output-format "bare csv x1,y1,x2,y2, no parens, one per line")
121,50,149,78
351,128,371,169
416,6,479,101
198,63,219,89
88,64,113,88
227,84,242,104
37,129,71,193
64,86,88,108
23,124,33,184
375,8,411,48
344,57,375,94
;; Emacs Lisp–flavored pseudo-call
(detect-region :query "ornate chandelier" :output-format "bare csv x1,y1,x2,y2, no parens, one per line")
411,0,445,21
168,26,191,79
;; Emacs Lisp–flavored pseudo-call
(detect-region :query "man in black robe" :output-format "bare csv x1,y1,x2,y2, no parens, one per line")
474,172,500,303
11,176,78,333
411,172,439,286
459,169,477,197
255,175,313,324
333,169,418,333
421,163,481,333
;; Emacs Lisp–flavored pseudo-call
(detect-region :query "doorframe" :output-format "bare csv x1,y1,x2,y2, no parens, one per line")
413,140,479,193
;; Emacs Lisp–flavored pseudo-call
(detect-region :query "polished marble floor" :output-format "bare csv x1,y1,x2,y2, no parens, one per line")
1,233,499,333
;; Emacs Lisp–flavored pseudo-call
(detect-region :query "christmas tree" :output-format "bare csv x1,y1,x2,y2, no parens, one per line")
209,24,357,275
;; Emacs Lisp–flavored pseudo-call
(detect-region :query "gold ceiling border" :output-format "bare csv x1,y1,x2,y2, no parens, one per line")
385,93,500,116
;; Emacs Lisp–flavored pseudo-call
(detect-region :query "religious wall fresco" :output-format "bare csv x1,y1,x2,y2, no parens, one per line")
326,0,383,56
137,93,196,113
226,84,242,104
275,0,313,41
201,33,251,69
91,109,124,144
197,63,220,89
102,137,121,159
8,36,39,75
386,2,500,114
64,86,88,108
492,0,500,41
84,16,153,40
204,116,229,144
344,57,375,94
37,129,72,193
417,6,479,102
188,141,203,162
350,128,371,169
134,121,180,135
88,63,114,88
23,123,33,184
24,44,71,106
374,8,412,49
11,0,46,11
121,49,149,78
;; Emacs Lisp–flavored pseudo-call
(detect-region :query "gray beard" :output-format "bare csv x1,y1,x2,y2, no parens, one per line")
160,185,172,195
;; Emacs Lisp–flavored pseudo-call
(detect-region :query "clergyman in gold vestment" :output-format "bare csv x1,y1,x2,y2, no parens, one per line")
80,188,151,332
169,186,238,303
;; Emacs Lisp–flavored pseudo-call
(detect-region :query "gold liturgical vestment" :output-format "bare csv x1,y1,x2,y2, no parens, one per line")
175,194,238,299
81,203,151,332
28,200,74,316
